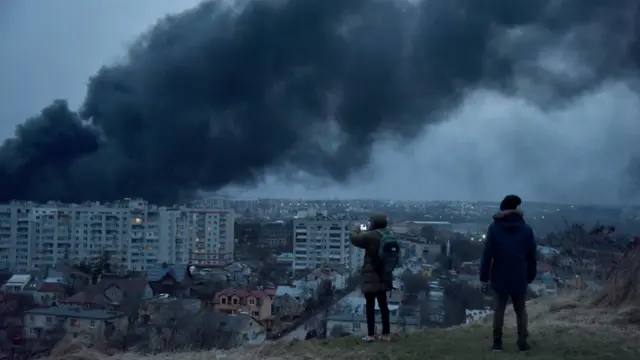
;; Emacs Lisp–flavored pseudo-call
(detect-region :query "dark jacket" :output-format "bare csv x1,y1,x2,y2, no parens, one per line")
350,214,391,294
479,209,537,295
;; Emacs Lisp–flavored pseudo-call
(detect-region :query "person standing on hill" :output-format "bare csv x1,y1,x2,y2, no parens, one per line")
480,195,537,352
350,213,400,342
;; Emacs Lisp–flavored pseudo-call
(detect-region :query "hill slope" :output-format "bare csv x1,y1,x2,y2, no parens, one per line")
58,293,640,360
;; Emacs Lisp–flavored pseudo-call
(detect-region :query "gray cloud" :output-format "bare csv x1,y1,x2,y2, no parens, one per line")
0,0,638,205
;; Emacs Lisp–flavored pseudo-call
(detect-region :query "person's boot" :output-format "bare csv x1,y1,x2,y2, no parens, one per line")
491,339,503,352
492,327,503,352
517,339,531,352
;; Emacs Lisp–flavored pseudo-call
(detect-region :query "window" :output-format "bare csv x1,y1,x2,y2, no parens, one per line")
248,298,255,305
70,318,80,327
252,311,259,317
89,320,96,328
45,316,52,324
352,322,360,331
232,297,239,305
220,297,227,304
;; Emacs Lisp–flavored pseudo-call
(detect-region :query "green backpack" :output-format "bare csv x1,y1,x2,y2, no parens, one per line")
374,229,401,276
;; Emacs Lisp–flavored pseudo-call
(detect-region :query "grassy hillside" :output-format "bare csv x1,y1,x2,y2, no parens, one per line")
59,293,640,360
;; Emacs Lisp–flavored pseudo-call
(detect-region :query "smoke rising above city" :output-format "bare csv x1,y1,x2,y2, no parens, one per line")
1,0,639,204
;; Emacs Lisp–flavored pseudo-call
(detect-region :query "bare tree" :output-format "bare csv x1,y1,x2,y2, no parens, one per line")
148,300,239,352
401,271,430,295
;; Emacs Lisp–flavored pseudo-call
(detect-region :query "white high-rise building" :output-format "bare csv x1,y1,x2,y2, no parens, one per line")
183,209,234,266
0,199,234,272
292,213,353,272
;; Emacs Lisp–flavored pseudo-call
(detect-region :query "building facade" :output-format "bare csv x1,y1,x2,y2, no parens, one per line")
0,199,234,272
292,214,353,272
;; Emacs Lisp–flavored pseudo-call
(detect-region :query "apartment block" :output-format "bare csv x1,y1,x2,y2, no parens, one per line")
292,213,352,272
0,199,234,272
185,209,234,266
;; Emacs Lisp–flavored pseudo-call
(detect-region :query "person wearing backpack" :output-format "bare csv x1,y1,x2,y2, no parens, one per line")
350,213,400,342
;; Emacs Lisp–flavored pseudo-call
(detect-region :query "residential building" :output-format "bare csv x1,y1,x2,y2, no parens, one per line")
311,264,349,291
0,199,235,272
326,313,420,337
259,220,292,248
24,306,126,341
183,209,234,266
146,263,192,296
2,274,32,293
60,277,150,309
33,282,70,306
213,287,275,322
292,214,352,272
272,286,306,320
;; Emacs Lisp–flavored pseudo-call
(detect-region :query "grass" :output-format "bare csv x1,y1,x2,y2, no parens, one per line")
253,293,640,360
59,293,640,360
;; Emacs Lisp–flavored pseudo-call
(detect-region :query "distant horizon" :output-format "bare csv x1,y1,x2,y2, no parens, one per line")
0,194,633,209
200,194,631,208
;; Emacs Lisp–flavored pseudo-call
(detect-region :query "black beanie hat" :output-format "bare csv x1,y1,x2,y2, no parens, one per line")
500,194,522,211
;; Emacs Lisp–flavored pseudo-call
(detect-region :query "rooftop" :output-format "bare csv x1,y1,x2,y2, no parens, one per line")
5,274,31,285
25,307,123,320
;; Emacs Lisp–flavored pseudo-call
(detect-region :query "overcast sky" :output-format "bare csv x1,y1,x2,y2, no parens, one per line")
1,0,639,204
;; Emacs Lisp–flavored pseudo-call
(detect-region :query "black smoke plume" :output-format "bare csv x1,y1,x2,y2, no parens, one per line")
1,0,638,204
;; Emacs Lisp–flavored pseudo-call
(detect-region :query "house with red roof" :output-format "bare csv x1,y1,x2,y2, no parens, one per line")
213,287,275,324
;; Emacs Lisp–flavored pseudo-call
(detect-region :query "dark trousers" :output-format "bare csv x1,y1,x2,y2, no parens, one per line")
364,291,390,336
493,293,528,342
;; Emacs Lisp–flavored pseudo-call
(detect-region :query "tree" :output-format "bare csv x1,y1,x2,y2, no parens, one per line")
420,225,438,241
148,300,238,351
401,271,429,295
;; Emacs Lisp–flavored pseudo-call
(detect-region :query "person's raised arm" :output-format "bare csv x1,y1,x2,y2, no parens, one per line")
350,228,368,249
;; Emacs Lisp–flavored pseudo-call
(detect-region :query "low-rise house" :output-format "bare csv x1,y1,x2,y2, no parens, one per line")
272,286,306,319
326,314,420,337
213,287,275,323
225,263,253,284
311,264,349,291
2,274,32,293
191,266,229,283
34,282,70,306
290,273,333,301
147,263,192,297
24,306,126,341
60,277,150,313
